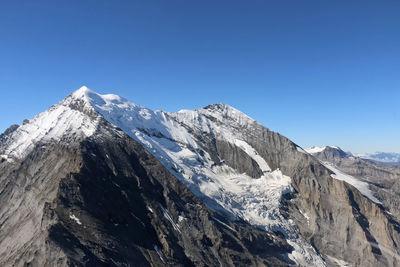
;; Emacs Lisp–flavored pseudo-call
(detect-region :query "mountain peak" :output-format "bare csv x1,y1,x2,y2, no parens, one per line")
305,146,353,161
0,86,101,160
305,145,344,153
203,103,237,112
70,85,95,101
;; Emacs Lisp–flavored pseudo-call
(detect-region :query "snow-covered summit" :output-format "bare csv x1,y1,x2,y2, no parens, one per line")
1,86,325,265
305,146,340,154
0,86,101,160
71,85,93,98
74,87,324,265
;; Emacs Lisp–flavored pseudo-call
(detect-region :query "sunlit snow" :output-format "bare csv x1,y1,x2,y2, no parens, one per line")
323,162,381,204
83,88,325,266
69,214,82,225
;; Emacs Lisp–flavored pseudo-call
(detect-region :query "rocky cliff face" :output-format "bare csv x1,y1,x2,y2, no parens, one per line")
1,86,400,266
0,89,292,266
307,145,400,228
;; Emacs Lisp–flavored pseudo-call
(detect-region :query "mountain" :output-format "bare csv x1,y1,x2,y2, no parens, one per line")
1,86,400,266
307,145,400,223
305,146,353,162
356,152,400,164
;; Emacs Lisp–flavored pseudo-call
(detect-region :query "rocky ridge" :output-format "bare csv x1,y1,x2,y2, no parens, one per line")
0,87,400,266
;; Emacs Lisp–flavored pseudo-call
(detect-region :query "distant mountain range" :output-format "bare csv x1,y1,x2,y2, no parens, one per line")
306,146,400,164
356,152,400,164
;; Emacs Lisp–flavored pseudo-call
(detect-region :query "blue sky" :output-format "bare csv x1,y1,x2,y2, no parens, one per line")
0,1,399,153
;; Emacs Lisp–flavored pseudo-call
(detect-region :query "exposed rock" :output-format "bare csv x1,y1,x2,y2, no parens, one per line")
308,145,400,226
0,112,291,266
1,87,400,266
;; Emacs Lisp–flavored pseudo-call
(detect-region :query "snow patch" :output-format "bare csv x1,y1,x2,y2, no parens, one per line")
323,162,381,204
69,214,82,225
146,206,154,213
305,146,327,154
233,139,271,172
159,203,181,233
299,209,310,225
153,245,165,263
211,217,236,232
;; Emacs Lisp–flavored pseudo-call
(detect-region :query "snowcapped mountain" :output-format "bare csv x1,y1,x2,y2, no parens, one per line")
305,146,352,159
1,86,400,267
356,152,400,164
78,87,323,265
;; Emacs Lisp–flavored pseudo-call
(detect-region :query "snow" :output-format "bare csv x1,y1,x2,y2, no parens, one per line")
153,245,165,263
1,87,326,266
69,214,82,225
299,209,310,225
211,217,237,232
0,86,99,160
305,146,343,154
146,206,154,213
296,146,307,154
233,139,271,172
158,203,181,233
305,146,327,154
178,215,185,223
82,88,325,266
322,162,381,204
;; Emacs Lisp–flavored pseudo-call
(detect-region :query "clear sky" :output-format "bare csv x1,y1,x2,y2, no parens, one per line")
0,1,399,153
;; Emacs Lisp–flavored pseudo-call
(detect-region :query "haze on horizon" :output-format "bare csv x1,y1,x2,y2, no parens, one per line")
0,1,399,153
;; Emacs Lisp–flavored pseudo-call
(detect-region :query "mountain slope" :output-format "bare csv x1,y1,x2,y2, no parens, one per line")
79,87,400,266
0,88,291,266
1,86,400,266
